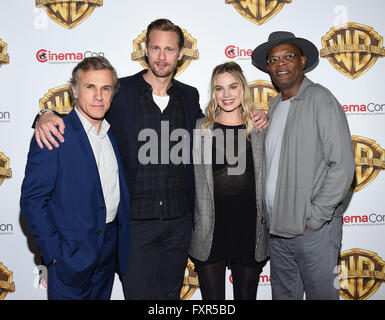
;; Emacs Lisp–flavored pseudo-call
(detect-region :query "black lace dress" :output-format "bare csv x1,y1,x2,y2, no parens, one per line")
197,122,259,268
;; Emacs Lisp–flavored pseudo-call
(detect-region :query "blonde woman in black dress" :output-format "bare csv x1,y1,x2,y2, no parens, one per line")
190,62,269,300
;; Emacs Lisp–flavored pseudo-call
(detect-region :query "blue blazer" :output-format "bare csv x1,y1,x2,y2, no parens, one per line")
106,71,204,214
20,109,130,287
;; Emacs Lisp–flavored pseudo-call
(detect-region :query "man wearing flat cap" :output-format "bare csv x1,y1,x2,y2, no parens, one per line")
252,31,355,300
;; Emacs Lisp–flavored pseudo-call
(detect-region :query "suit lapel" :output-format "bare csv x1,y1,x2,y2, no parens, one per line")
108,130,125,185
199,122,214,201
67,109,104,196
250,130,264,171
175,81,193,134
250,130,265,206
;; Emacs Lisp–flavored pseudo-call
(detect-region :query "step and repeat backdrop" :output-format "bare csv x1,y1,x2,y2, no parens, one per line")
0,0,384,300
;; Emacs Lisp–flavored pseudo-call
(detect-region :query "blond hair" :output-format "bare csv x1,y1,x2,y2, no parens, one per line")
202,62,254,136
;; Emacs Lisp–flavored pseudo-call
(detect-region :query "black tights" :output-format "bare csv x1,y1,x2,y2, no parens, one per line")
195,260,262,300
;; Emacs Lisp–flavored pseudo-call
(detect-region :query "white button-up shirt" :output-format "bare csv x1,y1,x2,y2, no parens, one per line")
75,107,120,223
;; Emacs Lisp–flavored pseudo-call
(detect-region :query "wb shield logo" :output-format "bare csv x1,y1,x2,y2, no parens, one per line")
321,23,385,79
248,80,278,112
0,38,9,67
226,0,292,25
180,258,199,300
39,85,74,115
0,262,15,300
351,136,385,192
339,249,385,300
0,152,12,186
35,0,103,29
131,28,199,77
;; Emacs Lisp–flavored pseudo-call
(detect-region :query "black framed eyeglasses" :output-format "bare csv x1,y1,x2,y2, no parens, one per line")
266,53,299,65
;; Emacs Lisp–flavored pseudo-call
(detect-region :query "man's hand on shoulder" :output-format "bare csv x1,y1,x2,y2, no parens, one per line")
35,111,66,150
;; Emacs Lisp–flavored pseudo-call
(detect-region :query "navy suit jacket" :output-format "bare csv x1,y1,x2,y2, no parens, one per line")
21,109,130,287
106,70,204,214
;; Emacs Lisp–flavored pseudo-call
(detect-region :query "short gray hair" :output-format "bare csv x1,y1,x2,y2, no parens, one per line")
69,56,119,99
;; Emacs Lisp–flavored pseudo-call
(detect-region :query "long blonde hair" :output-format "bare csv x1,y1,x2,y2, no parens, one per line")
202,62,254,136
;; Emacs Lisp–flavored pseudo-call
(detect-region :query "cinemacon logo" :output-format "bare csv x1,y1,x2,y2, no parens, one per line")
344,213,385,225
36,49,104,63
230,273,271,285
342,103,385,113
225,45,253,59
0,111,10,122
0,223,13,234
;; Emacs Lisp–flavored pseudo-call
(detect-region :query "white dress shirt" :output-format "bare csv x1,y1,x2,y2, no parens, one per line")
75,107,120,223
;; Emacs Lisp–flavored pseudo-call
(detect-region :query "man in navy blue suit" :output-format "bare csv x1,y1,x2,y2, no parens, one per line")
21,56,130,300
33,19,268,299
